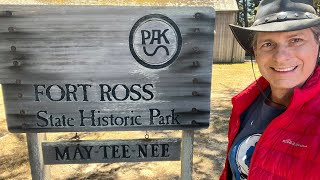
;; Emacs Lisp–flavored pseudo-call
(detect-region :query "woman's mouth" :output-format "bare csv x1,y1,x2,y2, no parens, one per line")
271,66,298,72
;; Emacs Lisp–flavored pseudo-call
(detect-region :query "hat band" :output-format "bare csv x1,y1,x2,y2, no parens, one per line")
253,11,318,26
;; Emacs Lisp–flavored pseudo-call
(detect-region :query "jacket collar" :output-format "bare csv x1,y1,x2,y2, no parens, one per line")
290,65,320,108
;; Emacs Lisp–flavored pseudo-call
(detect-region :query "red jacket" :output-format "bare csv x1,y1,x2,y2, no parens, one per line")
220,66,320,180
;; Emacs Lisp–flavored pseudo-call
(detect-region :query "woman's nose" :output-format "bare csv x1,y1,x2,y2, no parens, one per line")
273,45,291,62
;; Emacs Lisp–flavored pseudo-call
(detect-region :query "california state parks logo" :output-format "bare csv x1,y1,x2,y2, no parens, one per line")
129,14,182,69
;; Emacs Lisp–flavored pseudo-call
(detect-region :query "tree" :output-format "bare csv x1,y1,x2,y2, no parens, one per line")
236,0,260,27
314,0,320,15
237,0,320,27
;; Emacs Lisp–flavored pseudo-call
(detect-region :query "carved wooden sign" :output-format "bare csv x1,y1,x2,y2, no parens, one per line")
42,138,181,164
0,6,215,132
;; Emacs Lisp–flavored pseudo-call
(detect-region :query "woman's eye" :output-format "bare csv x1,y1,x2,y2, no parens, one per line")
257,41,275,51
262,42,272,47
291,38,303,43
260,42,274,50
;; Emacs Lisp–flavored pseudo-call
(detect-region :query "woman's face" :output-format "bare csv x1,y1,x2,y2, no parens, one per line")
254,28,319,91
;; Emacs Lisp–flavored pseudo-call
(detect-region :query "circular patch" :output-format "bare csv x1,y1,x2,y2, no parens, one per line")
236,134,261,178
129,14,182,69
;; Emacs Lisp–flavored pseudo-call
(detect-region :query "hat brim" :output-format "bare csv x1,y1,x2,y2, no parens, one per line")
230,18,320,55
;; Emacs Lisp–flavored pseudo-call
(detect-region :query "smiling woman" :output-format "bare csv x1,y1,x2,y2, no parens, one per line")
220,0,320,180
254,28,319,107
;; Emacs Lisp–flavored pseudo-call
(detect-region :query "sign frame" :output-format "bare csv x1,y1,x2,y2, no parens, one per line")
0,5,215,133
0,5,215,180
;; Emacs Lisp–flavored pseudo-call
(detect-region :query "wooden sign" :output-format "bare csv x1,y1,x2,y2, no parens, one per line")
0,6,215,132
42,138,181,164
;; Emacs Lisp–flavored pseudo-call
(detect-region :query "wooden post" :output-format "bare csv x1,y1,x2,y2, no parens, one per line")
26,133,50,180
181,130,194,180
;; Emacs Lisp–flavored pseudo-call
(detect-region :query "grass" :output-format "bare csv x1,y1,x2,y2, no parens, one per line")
0,63,260,180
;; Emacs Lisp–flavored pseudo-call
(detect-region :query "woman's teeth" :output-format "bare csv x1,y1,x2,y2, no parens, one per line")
273,66,297,72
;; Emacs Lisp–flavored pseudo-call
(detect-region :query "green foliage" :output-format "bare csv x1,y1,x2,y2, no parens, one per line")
315,0,320,15
236,0,260,27
238,0,320,26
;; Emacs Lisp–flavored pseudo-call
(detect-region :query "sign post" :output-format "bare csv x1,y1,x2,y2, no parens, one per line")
181,130,194,180
0,5,215,179
26,133,51,180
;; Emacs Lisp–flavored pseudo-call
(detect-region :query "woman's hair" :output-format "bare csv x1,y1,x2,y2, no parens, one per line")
250,24,320,49
250,32,257,49
310,25,320,42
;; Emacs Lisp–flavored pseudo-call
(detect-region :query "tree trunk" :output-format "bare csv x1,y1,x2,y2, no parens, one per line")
243,0,248,27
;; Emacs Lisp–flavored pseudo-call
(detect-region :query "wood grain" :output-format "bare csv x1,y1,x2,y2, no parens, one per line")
42,138,181,164
0,5,215,132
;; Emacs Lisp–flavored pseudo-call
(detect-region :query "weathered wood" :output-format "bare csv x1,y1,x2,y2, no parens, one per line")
26,133,51,180
42,138,181,164
214,11,245,63
0,6,215,133
0,6,214,83
181,130,194,180
3,82,210,132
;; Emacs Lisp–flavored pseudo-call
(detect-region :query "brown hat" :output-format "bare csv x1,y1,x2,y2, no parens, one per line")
230,0,320,54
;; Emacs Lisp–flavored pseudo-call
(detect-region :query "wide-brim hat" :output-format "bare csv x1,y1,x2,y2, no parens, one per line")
230,0,320,55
